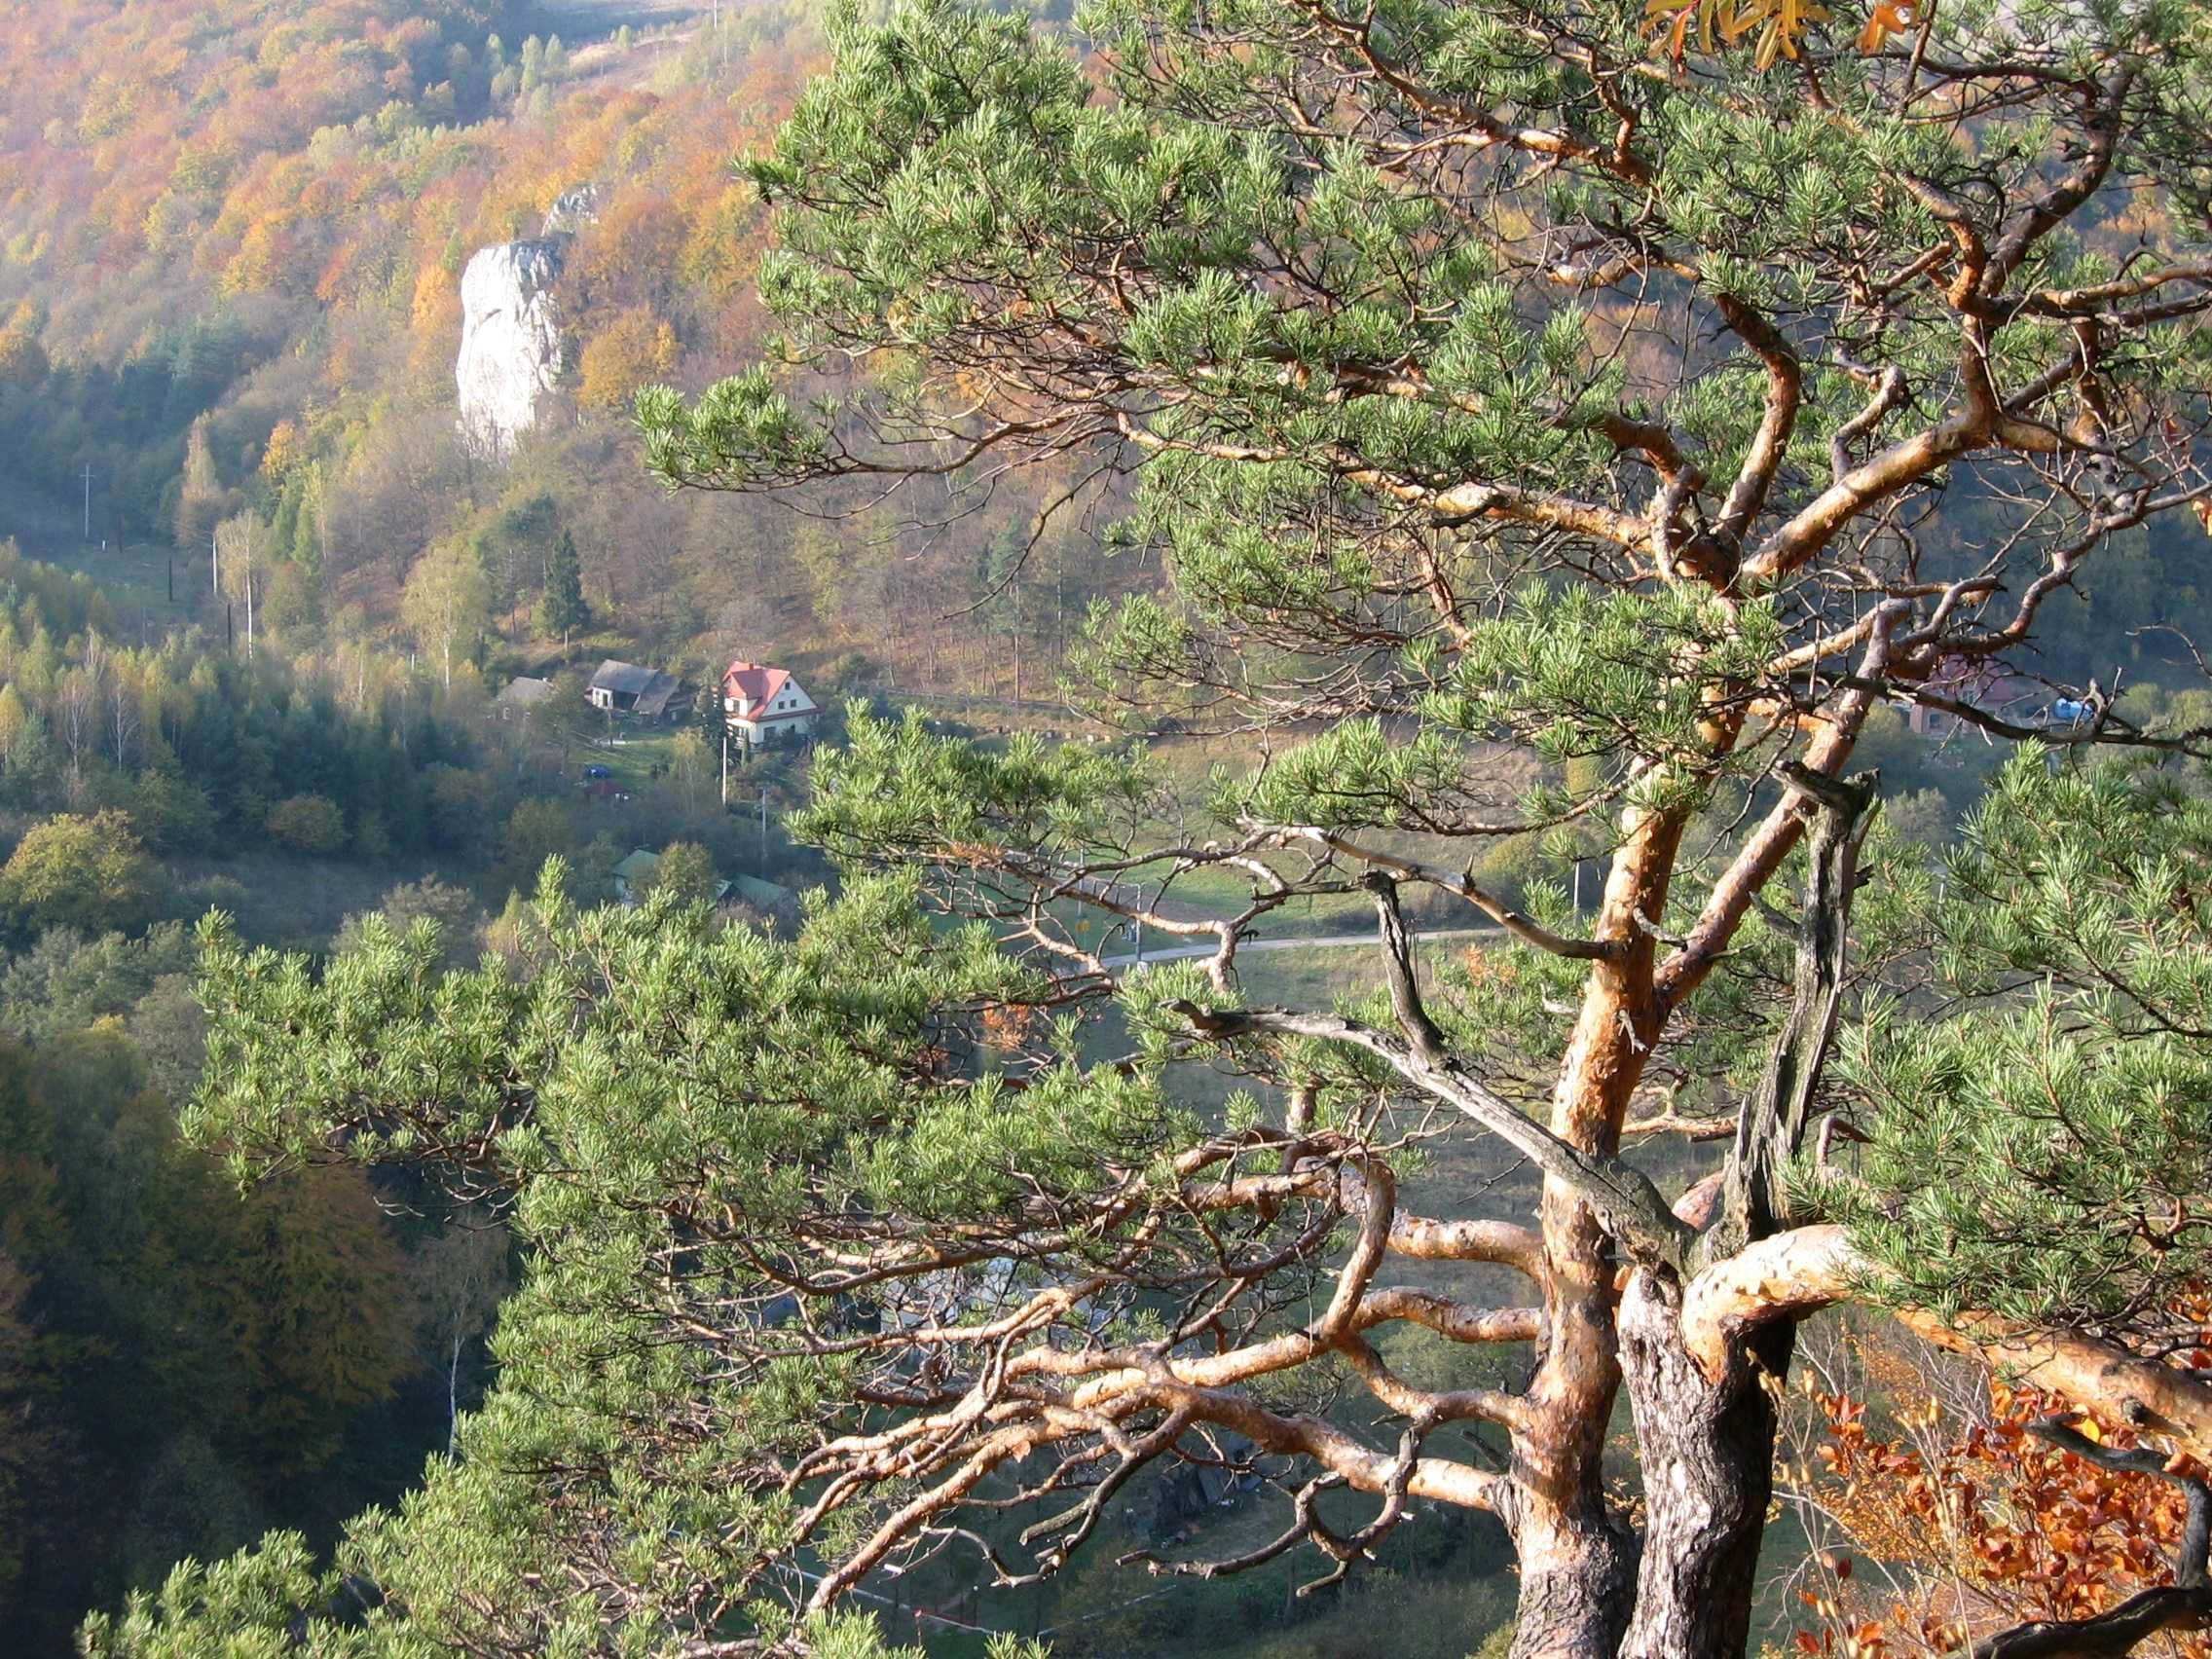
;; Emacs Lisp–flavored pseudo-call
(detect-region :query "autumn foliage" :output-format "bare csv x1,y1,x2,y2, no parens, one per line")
0,0,812,408
1792,1333,2212,1658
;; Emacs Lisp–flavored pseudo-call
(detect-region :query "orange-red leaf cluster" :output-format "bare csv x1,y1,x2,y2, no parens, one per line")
1795,1329,2212,1657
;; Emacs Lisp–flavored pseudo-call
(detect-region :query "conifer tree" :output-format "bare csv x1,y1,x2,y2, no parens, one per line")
119,0,2212,1655
634,0,2212,1648
538,528,590,645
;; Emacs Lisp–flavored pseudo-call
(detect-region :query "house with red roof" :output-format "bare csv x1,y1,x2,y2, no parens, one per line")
720,660,819,747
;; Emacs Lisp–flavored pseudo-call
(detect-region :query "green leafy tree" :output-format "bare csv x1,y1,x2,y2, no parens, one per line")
170,418,232,561
162,1164,412,1474
127,972,206,1105
0,1252,75,1633
670,727,714,811
0,811,155,935
331,876,487,972
493,797,581,900
0,1017,415,1652
401,541,491,693
0,683,29,760
412,1223,508,1457
694,678,730,785
0,921,194,1042
264,793,346,855
124,768,220,856
645,838,718,903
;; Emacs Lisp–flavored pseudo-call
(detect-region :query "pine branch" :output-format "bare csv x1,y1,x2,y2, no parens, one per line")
1170,879,1691,1269
1273,827,1619,960
1703,762,1878,1264
1680,1224,2212,1461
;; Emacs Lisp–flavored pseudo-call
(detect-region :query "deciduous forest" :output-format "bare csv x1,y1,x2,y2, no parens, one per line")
0,1,2208,1657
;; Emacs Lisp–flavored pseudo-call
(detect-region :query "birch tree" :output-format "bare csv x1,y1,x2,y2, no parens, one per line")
400,541,491,694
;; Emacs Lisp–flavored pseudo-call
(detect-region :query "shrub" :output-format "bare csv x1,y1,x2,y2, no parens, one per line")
264,794,346,856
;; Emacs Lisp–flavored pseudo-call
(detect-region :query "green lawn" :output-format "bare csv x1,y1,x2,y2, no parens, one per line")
587,724,680,788
1147,861,1380,936
55,539,183,612
0,462,188,608
1230,936,1448,1010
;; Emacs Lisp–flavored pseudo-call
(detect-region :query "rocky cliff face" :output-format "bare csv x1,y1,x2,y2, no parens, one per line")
456,237,568,460
542,183,601,237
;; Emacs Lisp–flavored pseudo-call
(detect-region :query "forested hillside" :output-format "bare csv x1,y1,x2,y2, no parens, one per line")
0,0,1125,710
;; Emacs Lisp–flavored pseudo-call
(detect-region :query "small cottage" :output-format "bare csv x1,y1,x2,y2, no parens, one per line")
611,847,731,906
587,660,685,721
493,675,556,719
610,848,660,903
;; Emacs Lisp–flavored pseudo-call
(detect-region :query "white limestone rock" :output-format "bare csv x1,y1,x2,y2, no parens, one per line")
542,183,602,237
456,238,568,460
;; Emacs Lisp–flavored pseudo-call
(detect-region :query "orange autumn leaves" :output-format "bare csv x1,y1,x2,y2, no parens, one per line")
1793,1349,2212,1658
1643,0,1928,68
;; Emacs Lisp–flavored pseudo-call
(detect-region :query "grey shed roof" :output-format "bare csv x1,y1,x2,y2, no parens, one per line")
590,660,683,718
589,660,661,695
632,675,684,719
495,675,557,708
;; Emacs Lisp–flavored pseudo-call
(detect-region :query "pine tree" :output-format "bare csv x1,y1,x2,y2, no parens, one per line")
633,0,2212,1648
537,529,589,646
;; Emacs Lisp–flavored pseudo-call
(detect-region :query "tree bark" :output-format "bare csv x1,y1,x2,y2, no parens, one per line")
1508,802,1683,1657
1616,1268,1791,1659
449,1328,463,1457
1506,1487,1640,1659
1604,768,1875,1657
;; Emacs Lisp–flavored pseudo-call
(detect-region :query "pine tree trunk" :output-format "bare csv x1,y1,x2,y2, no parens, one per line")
1506,1493,1639,1659
1614,1270,1788,1659
1504,804,1682,1659
449,1329,463,1457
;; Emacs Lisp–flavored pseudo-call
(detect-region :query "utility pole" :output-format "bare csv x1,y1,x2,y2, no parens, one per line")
720,724,729,807
758,789,768,866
